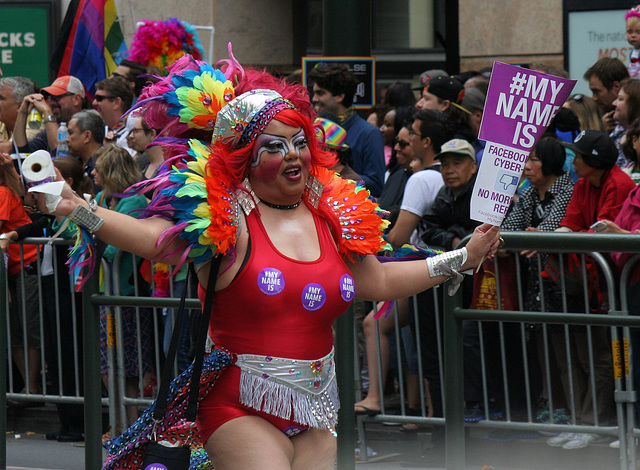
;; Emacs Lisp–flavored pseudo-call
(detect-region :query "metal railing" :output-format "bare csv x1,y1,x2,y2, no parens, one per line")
3,232,640,469
355,231,640,470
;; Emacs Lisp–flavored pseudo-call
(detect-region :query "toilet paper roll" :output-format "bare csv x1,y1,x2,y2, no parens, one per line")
22,150,56,188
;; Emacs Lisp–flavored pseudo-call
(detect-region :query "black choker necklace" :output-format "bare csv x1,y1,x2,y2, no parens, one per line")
260,198,303,210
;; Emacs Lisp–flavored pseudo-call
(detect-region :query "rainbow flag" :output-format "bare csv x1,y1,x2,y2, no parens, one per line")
50,0,127,97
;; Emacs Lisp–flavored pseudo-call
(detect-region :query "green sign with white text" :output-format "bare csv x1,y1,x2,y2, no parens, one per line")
0,4,51,88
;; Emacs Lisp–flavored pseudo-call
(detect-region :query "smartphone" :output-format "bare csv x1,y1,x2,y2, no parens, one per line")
590,220,607,232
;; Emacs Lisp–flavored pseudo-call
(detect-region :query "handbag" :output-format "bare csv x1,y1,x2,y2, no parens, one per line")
140,256,221,470
542,252,603,311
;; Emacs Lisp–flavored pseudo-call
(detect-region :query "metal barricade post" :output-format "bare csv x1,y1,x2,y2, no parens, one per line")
0,253,7,469
336,303,356,468
84,250,104,470
443,277,466,469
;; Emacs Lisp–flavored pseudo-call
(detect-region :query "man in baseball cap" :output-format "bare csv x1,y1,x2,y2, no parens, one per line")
436,138,476,162
421,137,479,249
416,75,467,114
14,75,87,154
41,75,86,98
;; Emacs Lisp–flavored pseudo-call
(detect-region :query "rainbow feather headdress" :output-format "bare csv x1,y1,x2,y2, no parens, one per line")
127,45,389,270
127,18,206,71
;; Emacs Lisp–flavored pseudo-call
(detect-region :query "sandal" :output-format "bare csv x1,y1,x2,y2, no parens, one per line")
354,404,381,416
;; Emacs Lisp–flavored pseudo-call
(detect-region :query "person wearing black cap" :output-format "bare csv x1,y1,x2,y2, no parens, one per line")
416,75,465,113
559,129,635,234
547,129,635,450
416,75,475,145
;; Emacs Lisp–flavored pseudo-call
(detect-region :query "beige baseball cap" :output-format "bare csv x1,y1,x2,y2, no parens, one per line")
435,138,476,162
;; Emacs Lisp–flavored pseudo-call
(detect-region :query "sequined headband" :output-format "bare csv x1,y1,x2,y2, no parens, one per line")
213,89,296,149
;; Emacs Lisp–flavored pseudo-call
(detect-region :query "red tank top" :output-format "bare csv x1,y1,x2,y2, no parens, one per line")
199,209,355,359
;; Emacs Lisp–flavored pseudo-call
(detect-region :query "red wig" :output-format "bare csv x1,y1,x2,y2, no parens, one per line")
205,105,342,243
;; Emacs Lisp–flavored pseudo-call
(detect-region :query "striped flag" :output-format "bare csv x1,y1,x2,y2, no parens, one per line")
50,0,127,97
104,0,127,75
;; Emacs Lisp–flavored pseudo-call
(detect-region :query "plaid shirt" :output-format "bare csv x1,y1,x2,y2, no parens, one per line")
501,172,574,232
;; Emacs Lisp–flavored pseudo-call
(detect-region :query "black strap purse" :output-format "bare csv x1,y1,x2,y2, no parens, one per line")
141,256,221,470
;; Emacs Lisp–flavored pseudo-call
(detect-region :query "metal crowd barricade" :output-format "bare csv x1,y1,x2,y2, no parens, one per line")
92,252,201,469
354,231,640,470
0,236,77,468
101,250,200,438
6,232,640,469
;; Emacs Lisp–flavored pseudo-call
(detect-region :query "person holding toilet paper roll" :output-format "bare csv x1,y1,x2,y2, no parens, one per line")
0,152,41,397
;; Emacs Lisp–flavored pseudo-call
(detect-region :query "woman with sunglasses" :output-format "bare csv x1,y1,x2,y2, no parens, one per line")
377,106,417,228
34,50,500,470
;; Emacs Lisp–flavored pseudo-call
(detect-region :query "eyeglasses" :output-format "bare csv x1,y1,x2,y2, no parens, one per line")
408,128,424,139
94,94,115,102
110,72,128,80
47,93,74,103
128,128,146,136
394,137,410,149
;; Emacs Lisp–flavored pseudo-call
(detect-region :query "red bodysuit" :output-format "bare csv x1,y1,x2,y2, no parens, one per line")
196,208,355,442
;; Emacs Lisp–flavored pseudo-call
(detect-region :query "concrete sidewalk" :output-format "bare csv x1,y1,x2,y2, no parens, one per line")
4,404,625,470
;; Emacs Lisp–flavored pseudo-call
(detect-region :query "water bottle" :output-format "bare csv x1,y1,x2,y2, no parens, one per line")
57,122,69,157
27,109,42,129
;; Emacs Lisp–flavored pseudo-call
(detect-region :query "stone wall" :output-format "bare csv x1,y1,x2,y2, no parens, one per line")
458,0,564,73
112,0,293,68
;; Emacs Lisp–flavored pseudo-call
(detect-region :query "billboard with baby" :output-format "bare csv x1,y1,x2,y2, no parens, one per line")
471,62,576,225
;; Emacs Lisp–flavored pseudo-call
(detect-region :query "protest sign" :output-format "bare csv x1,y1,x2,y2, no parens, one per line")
471,62,576,225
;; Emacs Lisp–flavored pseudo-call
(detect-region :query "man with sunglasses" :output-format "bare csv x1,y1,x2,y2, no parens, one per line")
386,109,449,248
13,75,86,155
92,76,135,156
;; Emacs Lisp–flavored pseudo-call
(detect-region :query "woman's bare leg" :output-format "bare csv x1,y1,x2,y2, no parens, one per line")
355,298,410,412
291,428,336,470
354,302,392,412
206,416,294,470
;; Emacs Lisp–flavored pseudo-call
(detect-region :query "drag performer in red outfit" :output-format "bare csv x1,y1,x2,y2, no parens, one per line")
34,46,500,469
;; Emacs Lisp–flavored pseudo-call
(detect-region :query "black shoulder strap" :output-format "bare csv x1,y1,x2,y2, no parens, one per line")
152,256,222,423
185,256,221,422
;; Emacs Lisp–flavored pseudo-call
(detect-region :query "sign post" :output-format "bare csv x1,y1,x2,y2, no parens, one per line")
471,62,576,225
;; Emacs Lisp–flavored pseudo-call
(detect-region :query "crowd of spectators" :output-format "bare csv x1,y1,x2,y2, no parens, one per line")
2,40,640,452
344,54,640,450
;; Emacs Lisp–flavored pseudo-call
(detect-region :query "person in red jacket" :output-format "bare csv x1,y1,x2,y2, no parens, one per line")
559,130,636,232
546,130,635,450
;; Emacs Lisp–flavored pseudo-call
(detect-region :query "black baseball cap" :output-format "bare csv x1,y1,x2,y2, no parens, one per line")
561,130,618,170
423,75,465,104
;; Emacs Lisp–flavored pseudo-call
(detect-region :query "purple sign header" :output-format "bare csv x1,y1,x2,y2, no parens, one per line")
479,62,576,152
